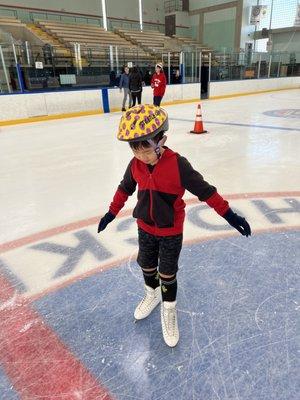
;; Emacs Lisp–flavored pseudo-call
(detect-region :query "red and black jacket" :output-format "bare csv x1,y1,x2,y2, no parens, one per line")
109,148,229,236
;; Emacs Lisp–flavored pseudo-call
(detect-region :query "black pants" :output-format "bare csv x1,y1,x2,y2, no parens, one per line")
153,96,163,106
131,90,142,106
137,227,183,275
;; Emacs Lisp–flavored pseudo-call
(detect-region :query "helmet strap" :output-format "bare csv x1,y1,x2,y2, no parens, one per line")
148,135,167,159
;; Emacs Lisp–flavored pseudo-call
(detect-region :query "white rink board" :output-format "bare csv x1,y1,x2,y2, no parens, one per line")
209,76,300,97
108,82,201,110
43,90,102,115
0,89,103,120
0,78,299,121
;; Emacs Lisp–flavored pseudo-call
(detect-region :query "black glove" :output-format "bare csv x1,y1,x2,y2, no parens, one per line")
97,211,115,233
223,208,251,237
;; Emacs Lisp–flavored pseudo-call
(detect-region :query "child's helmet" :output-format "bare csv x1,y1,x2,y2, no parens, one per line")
117,104,168,143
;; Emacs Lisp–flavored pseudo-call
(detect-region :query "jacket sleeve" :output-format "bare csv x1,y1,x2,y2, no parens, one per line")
109,159,137,216
128,75,132,91
162,73,167,91
119,74,124,89
177,155,229,216
150,74,154,87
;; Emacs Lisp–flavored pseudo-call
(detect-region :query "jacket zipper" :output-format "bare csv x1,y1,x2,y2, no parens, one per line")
149,174,156,227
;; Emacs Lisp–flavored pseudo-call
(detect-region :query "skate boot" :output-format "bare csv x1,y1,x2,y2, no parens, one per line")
134,285,161,320
161,301,179,347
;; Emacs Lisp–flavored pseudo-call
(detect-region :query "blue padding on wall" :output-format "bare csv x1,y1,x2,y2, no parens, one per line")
16,64,25,93
180,63,185,84
101,88,110,113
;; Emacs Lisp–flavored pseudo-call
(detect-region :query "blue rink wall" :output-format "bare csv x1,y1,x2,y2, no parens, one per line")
0,77,299,123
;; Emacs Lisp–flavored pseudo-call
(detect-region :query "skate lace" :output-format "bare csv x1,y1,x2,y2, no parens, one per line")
140,292,154,311
166,308,176,333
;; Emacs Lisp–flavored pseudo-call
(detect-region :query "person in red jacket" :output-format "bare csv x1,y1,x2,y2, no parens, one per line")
151,63,167,106
97,104,251,347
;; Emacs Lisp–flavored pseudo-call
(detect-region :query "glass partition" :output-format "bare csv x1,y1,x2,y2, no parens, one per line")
0,40,299,94
209,51,300,82
0,44,12,93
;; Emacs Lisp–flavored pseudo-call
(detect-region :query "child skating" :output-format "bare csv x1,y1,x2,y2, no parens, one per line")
97,104,251,347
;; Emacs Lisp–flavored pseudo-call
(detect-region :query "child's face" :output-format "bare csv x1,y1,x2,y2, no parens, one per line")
132,146,158,165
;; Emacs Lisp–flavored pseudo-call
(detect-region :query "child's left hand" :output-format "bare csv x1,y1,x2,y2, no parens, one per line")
97,211,115,233
223,209,251,237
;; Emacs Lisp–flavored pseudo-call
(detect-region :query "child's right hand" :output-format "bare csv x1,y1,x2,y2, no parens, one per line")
97,211,115,233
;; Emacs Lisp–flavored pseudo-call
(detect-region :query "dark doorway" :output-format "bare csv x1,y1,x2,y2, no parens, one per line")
165,14,176,37
182,0,189,11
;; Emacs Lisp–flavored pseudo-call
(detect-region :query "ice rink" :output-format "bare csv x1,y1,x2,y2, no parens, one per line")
0,89,299,399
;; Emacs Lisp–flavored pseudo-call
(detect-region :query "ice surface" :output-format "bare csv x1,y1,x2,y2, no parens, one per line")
0,90,299,399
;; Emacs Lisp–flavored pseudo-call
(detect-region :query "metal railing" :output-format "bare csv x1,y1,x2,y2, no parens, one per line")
0,5,164,31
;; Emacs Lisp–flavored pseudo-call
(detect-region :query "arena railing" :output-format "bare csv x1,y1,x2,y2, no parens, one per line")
0,4,164,32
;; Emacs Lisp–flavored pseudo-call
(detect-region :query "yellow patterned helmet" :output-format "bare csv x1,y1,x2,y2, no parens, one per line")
117,104,168,142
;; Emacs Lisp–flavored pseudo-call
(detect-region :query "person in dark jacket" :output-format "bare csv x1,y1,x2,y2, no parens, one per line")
42,43,53,65
109,70,116,87
119,66,132,111
173,69,182,84
129,66,143,106
143,67,152,86
97,104,251,348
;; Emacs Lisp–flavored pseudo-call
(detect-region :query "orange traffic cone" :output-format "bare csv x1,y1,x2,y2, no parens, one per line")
190,103,207,134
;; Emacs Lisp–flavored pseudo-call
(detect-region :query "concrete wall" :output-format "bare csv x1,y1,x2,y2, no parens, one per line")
1,0,101,14
240,0,257,50
0,1,165,25
190,14,199,41
189,0,240,51
189,0,234,10
203,7,236,52
272,31,300,54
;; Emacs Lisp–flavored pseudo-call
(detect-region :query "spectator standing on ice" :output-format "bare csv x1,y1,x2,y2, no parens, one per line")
129,67,143,107
119,66,132,111
151,63,167,106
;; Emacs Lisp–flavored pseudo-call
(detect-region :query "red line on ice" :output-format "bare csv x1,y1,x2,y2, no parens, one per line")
0,274,114,399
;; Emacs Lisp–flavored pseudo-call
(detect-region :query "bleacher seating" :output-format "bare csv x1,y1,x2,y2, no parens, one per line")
0,16,212,71
38,21,135,48
173,35,211,52
114,29,211,55
33,20,154,64
115,29,173,54
26,23,72,62
0,16,25,27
